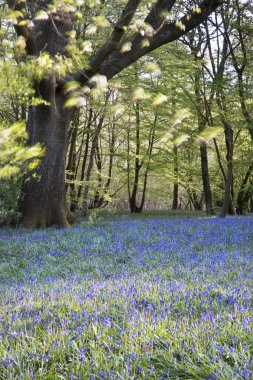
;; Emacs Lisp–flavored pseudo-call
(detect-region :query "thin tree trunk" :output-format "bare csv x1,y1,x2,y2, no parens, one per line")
99,126,115,205
213,137,234,214
224,125,235,216
82,115,105,216
172,144,179,210
91,141,103,209
209,31,235,218
213,138,226,181
129,100,156,213
250,194,253,213
66,112,79,211
130,101,142,213
200,143,215,214
91,125,116,208
222,4,253,142
77,109,93,201
236,165,253,214
193,50,215,215
138,115,156,211
186,184,202,211
192,190,202,211
69,129,86,212
220,123,234,218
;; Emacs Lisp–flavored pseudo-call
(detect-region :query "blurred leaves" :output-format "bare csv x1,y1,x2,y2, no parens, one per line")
198,127,223,144
0,121,44,179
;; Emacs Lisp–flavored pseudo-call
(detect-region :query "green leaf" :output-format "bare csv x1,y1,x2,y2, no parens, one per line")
173,133,190,146
152,93,168,107
198,126,223,143
34,10,49,20
65,97,79,108
175,20,186,31
120,42,132,53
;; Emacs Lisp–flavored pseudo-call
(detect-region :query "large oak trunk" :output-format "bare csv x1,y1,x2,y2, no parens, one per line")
15,8,75,227
20,87,74,228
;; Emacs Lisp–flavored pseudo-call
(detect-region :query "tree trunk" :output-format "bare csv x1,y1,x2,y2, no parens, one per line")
172,144,179,210
236,165,253,214
192,49,215,216
220,123,234,218
20,93,74,228
13,7,74,228
250,194,253,213
77,109,93,202
192,190,203,211
66,112,79,212
91,125,115,209
82,115,105,216
200,143,215,215
213,137,234,214
91,142,103,209
129,100,142,213
224,127,235,216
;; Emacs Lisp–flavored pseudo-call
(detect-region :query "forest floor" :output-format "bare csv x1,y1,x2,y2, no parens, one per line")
0,214,252,379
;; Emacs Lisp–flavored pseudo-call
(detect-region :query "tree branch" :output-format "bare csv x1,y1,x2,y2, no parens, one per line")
76,0,142,80
99,0,223,80
75,0,223,84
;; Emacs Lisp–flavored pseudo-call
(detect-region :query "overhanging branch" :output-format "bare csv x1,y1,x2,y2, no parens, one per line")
75,0,141,81
99,0,223,79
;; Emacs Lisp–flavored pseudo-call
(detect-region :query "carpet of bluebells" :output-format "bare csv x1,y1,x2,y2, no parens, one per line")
0,216,252,379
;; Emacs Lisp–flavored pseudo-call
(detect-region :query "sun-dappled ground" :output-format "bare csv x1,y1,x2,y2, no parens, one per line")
0,216,252,379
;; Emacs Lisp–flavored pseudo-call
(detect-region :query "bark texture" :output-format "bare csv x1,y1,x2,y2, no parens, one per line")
20,84,74,228
13,2,73,227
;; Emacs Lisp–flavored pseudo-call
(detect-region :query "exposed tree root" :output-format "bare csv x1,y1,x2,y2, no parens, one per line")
21,204,76,228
